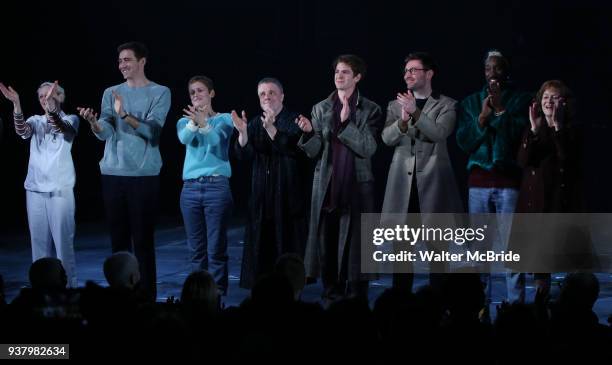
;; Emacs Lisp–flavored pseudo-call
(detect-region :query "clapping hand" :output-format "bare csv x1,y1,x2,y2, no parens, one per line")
550,97,566,131
184,104,210,128
295,115,312,133
77,107,99,125
261,108,275,129
340,94,351,122
397,90,417,121
231,110,249,147
43,81,60,113
529,101,542,133
77,107,102,133
487,79,504,112
0,82,20,105
231,110,248,134
111,90,125,117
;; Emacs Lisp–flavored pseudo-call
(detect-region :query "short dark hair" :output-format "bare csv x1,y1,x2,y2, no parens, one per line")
560,273,600,310
117,41,149,60
29,257,67,290
274,253,306,296
188,75,214,92
257,77,284,94
404,52,438,74
333,54,367,79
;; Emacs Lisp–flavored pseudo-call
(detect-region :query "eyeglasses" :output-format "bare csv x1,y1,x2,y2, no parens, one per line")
404,67,429,75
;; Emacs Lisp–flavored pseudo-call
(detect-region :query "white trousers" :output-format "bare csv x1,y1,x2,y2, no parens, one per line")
26,189,77,287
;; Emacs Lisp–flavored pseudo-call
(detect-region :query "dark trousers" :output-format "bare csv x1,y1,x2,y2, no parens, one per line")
319,182,373,299
101,175,159,302
392,176,448,293
320,209,347,297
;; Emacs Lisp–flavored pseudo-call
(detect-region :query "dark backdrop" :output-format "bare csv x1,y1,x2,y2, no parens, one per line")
1,0,611,235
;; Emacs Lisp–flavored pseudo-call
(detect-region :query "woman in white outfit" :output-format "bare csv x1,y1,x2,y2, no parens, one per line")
0,81,79,287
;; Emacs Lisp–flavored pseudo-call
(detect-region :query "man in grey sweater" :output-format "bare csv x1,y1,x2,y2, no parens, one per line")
79,41,171,302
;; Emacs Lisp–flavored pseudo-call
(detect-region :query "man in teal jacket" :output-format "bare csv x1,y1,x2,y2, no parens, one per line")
456,50,531,304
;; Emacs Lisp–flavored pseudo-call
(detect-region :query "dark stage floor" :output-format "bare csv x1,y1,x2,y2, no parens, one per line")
1,219,610,323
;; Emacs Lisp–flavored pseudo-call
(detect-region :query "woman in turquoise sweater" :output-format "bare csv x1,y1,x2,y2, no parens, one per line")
177,75,234,296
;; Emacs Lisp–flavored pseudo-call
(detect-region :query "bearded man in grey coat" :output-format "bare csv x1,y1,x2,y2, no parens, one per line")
382,52,463,292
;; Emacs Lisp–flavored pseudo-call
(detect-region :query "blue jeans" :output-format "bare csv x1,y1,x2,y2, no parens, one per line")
180,176,233,294
469,187,522,303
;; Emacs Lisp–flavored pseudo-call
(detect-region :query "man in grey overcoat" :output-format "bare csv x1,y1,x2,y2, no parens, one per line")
381,52,463,292
296,55,382,300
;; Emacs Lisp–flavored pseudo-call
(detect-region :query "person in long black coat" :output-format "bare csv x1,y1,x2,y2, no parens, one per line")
509,80,585,302
232,78,308,289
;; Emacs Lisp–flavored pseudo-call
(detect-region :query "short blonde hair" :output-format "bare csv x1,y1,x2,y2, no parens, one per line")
37,81,66,104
